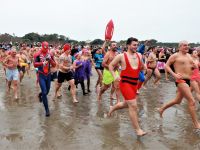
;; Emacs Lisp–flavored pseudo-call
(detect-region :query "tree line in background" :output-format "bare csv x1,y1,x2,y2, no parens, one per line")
0,33,200,48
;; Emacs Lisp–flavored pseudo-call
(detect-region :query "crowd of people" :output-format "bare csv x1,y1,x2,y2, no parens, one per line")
1,39,200,136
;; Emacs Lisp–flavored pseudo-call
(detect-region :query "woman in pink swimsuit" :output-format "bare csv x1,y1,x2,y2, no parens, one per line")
190,50,200,103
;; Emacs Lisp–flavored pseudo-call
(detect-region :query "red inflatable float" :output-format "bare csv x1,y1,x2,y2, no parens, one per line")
105,19,114,41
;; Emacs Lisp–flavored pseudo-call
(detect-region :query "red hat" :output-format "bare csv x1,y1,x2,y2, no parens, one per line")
63,43,71,51
42,41,49,49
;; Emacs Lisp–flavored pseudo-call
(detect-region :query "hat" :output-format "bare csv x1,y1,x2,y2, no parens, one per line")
63,43,71,51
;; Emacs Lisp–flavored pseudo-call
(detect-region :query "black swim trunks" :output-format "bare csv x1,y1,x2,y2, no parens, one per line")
57,71,74,83
175,79,190,87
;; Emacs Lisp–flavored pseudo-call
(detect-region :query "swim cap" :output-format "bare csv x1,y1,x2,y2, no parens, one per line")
63,43,71,51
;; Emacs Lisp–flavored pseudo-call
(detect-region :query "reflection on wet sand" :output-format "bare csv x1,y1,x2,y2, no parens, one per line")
0,69,200,149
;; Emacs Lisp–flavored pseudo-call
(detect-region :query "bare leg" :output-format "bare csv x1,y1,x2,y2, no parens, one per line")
110,83,115,99
108,101,128,116
53,80,61,100
27,65,31,78
97,84,110,102
55,82,62,98
127,100,147,136
143,69,153,88
68,79,78,103
191,81,200,102
153,68,161,86
19,71,24,84
178,83,200,128
165,67,169,80
158,89,183,118
55,80,61,96
13,80,18,99
115,87,120,104
110,83,116,106
7,80,12,93
95,69,103,88
95,69,100,87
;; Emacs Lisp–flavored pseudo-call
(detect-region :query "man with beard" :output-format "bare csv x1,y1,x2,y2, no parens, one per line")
108,37,147,136
97,41,120,106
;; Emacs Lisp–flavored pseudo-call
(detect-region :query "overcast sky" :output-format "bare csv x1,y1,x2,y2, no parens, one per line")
1,0,199,42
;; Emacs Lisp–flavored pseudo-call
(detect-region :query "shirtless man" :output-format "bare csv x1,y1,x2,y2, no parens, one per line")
25,44,34,77
143,46,161,88
2,50,19,99
97,41,120,106
17,50,29,84
50,47,61,98
108,37,146,136
55,43,78,103
158,41,200,129
20,43,29,56
0,48,9,78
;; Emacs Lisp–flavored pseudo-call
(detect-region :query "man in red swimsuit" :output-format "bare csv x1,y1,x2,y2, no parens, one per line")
108,37,147,136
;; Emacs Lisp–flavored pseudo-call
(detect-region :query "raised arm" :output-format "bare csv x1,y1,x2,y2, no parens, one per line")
102,52,110,69
102,40,109,55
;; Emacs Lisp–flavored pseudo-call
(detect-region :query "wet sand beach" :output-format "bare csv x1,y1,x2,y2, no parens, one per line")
0,68,200,150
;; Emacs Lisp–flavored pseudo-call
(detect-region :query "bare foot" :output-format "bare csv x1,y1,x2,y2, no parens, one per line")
136,90,140,94
166,78,169,81
73,99,79,103
136,129,147,136
57,94,62,98
156,108,163,118
142,86,147,90
153,84,158,88
55,93,62,99
14,95,19,100
6,87,11,93
193,122,200,129
107,106,113,117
